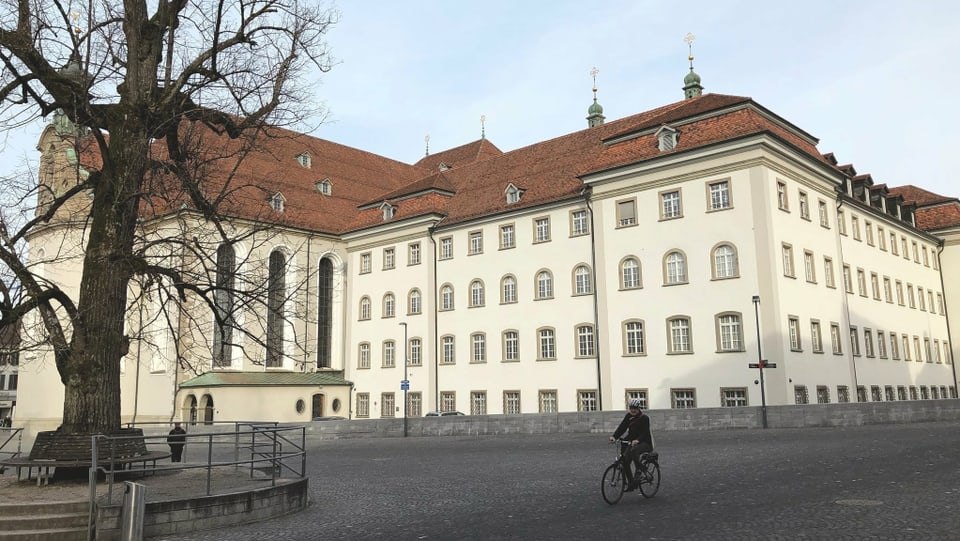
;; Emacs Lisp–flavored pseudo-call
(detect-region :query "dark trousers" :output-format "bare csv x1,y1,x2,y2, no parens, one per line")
620,442,653,483
169,444,185,462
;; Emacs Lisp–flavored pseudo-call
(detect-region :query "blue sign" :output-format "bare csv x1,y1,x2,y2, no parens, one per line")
400,379,410,391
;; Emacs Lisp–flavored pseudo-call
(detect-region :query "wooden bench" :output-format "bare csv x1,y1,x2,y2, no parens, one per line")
0,429,171,486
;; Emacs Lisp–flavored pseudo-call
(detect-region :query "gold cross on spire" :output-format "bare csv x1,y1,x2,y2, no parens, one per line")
590,66,599,94
684,33,696,69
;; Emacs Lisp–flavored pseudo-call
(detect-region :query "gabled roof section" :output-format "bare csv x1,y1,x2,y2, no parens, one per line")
180,371,351,387
414,139,503,171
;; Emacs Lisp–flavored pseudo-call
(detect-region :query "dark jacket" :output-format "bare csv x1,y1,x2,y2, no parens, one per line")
167,426,186,444
612,411,652,447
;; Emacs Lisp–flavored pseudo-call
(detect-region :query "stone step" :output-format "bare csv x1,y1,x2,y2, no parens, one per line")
0,527,89,541
0,500,88,515
0,511,89,530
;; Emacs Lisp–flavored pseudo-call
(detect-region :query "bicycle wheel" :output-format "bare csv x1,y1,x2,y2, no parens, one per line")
601,463,625,505
638,460,660,498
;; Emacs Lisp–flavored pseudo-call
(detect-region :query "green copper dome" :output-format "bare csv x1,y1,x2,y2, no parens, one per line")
588,98,604,115
684,69,701,85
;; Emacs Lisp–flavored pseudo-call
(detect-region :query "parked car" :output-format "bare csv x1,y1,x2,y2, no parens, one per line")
424,411,465,417
312,416,347,421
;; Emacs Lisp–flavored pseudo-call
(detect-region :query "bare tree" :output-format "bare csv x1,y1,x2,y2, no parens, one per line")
0,0,338,434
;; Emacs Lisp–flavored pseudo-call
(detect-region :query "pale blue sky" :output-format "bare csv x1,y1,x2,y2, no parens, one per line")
3,0,958,198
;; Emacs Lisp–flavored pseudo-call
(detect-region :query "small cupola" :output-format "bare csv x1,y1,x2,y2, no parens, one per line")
586,67,605,128
682,33,704,99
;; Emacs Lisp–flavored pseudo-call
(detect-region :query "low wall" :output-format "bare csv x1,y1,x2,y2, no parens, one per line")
304,399,960,439
95,478,308,540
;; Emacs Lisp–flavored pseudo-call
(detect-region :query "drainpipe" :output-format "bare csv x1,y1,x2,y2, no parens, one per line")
835,196,860,395
427,220,442,410
305,235,311,372
936,243,959,393
582,187,603,411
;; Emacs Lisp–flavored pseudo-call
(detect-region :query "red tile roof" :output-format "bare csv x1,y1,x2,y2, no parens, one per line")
889,185,960,230
413,139,503,171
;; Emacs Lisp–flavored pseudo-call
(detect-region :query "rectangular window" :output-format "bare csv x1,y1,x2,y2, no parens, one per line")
934,339,942,363
907,284,915,308
842,265,853,293
914,336,923,362
534,217,551,243
782,244,794,277
890,232,899,255
925,338,933,362
864,329,875,357
871,386,883,402
671,388,696,409
856,269,867,297
810,320,823,353
661,190,682,219
818,200,829,227
539,390,558,413
469,231,483,255
923,246,929,266
503,391,521,415
912,241,919,262
896,281,904,305
709,180,731,210
824,257,835,288
718,314,742,351
616,199,637,227
877,331,887,358
804,251,816,283
571,209,589,236
837,209,846,235
500,224,516,249
381,393,395,418
794,385,809,405
776,181,788,210
441,335,456,364
439,237,453,260
883,277,892,303
576,326,596,357
830,323,842,354
440,391,457,413
788,317,802,351
669,318,692,353
918,287,926,311
850,327,861,356
890,331,900,360
938,293,945,315
721,388,748,407
357,393,370,418
408,242,421,265
871,273,880,300
857,386,867,402
471,391,487,415
865,221,874,245
408,392,422,417
382,340,395,368
538,328,556,360
798,191,809,219
816,386,830,404
897,386,907,401
902,334,911,361
360,253,372,274
383,247,395,270
901,237,909,259
626,390,649,409
878,226,886,250
358,343,370,369
409,338,422,366
837,386,850,403
578,390,598,412
851,215,861,240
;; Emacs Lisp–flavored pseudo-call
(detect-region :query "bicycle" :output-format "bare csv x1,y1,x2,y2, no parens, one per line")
600,439,661,505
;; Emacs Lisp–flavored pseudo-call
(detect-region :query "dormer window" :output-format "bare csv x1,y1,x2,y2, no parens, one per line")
380,202,396,220
315,178,332,196
296,152,312,168
655,125,679,152
438,162,451,171
269,192,286,212
505,183,524,205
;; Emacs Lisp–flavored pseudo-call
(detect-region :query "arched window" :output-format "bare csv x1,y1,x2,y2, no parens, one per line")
501,275,518,304
266,250,287,367
664,250,687,285
470,280,485,307
573,265,592,295
359,296,371,320
536,270,554,299
620,257,641,289
440,284,454,311
712,244,738,279
408,289,422,315
382,293,396,318
316,257,334,368
213,244,236,368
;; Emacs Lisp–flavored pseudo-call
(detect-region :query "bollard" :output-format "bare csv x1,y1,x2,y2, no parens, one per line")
120,481,146,541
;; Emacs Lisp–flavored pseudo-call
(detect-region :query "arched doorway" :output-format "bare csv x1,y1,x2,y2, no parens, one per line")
312,393,324,418
184,395,198,426
200,394,215,425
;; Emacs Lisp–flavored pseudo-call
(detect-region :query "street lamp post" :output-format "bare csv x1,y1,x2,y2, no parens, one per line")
752,295,768,429
399,322,408,437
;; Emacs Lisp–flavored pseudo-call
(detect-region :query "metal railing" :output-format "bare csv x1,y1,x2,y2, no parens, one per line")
88,423,306,540
0,426,22,466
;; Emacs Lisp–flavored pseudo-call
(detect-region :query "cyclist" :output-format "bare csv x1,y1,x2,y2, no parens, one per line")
608,398,653,491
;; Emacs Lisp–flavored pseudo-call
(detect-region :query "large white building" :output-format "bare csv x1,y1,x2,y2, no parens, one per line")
13,67,959,436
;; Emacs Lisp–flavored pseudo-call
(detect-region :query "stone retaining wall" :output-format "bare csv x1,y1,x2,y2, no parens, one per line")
304,400,960,439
